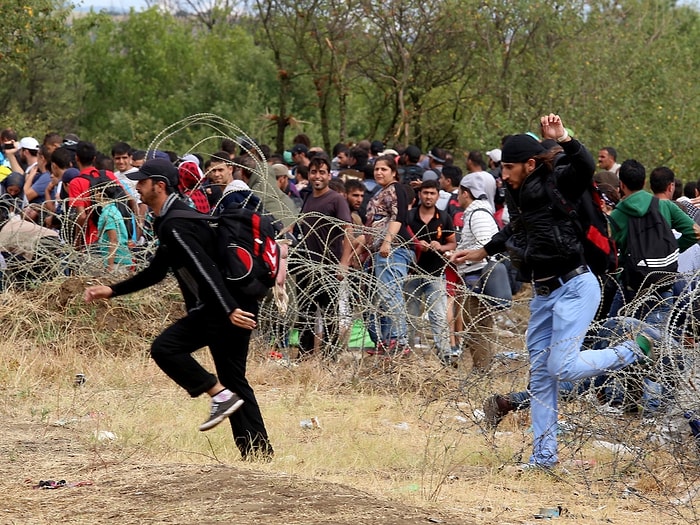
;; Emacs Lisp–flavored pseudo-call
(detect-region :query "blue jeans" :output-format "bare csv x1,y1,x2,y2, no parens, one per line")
404,273,451,355
508,375,623,412
605,286,677,412
527,271,639,467
367,247,413,345
608,287,673,329
462,259,513,310
596,315,682,414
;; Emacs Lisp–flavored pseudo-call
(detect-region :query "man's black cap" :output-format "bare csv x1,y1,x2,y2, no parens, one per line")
126,158,179,187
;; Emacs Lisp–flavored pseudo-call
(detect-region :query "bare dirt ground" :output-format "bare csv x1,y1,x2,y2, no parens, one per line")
3,278,697,525
1,422,473,525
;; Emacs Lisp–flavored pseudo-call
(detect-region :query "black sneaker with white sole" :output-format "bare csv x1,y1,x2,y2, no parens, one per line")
199,394,244,432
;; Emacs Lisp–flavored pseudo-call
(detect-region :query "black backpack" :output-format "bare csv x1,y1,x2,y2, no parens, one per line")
79,170,135,239
399,164,425,185
165,205,282,300
616,197,679,293
546,176,618,277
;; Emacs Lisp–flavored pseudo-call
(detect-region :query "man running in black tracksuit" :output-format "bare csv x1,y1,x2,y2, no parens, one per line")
84,158,272,460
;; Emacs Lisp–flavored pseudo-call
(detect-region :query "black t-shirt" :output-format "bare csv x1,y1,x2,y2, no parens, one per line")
407,207,454,275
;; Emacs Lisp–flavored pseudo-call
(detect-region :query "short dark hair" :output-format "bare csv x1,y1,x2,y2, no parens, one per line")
220,138,237,155
350,146,368,168
419,179,440,192
111,141,131,157
43,132,62,146
292,133,311,148
236,154,256,179
345,179,365,193
309,155,331,172
329,178,345,194
332,143,349,157
603,146,618,160
467,150,487,170
75,141,97,166
210,151,231,165
649,166,675,194
684,180,697,199
258,143,271,160
673,178,683,200
618,159,646,192
441,165,462,188
51,147,73,170
296,164,309,180
404,145,421,163
1,129,17,142
95,152,113,171
101,183,123,201
268,153,285,164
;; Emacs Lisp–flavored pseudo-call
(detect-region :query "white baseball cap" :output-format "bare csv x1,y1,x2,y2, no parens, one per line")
19,137,39,151
486,148,502,163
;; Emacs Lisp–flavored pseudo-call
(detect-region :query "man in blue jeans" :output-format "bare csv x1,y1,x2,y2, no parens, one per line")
452,114,661,470
405,179,456,364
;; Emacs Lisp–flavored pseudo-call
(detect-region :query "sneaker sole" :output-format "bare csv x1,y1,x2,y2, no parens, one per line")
198,398,245,432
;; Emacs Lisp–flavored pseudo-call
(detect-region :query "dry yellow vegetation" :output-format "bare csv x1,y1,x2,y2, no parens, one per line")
0,277,698,524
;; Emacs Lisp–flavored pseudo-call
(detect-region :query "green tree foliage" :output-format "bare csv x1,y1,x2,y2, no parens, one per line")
6,0,700,175
253,0,372,152
0,0,76,136
69,8,277,152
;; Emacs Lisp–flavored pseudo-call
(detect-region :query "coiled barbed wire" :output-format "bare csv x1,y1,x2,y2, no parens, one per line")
4,114,700,519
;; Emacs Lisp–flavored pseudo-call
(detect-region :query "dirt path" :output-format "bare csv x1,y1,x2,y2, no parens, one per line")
1,422,473,525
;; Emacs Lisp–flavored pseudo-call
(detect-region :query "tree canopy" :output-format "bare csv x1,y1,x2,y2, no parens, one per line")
3,0,700,177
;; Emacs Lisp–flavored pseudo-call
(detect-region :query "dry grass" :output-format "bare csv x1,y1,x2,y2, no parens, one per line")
2,277,700,524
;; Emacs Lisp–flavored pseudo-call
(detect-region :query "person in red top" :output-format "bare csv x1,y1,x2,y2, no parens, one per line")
69,141,132,248
178,160,210,214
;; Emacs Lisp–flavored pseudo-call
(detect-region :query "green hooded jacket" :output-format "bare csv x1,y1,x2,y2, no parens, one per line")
609,190,697,254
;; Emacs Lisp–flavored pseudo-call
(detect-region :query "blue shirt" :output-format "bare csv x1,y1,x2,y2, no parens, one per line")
29,171,53,204
97,202,132,266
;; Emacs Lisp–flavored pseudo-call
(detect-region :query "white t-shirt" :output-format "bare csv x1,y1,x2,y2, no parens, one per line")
456,200,499,275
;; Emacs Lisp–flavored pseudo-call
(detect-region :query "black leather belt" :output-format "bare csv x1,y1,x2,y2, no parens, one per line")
533,265,589,297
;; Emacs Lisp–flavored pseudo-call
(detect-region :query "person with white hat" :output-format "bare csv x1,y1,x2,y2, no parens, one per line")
486,148,502,177
453,172,511,370
18,137,40,176
4,136,39,176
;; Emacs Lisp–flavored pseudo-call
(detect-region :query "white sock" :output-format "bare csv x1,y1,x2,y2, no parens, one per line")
212,388,233,403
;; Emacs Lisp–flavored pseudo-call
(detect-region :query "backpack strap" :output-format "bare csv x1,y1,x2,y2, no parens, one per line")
468,206,499,232
157,208,215,238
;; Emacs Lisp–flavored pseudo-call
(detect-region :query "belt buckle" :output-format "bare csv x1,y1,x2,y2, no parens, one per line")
536,285,551,297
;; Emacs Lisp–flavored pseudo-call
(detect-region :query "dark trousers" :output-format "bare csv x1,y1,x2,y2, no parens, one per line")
151,306,272,459
295,271,338,358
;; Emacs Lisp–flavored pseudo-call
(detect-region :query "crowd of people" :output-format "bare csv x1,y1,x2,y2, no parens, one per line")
2,117,699,469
